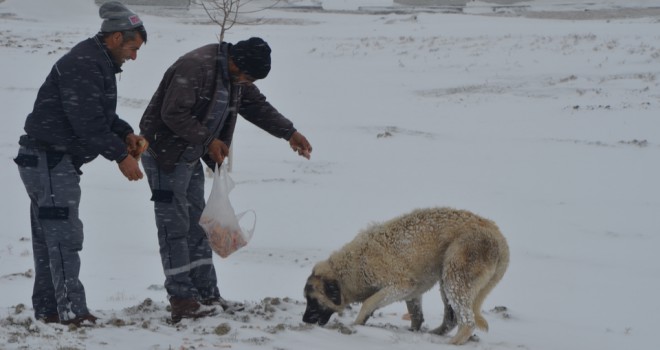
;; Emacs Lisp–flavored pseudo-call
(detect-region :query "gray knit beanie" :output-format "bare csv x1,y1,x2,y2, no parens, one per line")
99,1,143,32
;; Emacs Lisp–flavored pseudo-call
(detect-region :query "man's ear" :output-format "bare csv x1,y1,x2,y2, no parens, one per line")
106,32,123,49
228,58,240,75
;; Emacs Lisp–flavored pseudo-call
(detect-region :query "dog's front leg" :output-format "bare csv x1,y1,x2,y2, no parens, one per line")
354,287,410,326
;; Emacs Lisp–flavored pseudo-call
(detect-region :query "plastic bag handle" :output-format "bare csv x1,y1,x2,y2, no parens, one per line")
236,210,257,240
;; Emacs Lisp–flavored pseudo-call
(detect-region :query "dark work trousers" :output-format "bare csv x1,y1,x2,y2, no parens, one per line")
14,144,89,321
141,152,220,301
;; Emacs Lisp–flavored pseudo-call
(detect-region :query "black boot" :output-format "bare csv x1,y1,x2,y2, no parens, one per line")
61,313,98,327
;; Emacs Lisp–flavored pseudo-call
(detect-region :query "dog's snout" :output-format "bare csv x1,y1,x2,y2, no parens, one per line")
302,314,317,324
302,309,319,324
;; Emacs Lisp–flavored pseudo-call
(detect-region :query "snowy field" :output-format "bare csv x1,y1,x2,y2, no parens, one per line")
1,0,659,349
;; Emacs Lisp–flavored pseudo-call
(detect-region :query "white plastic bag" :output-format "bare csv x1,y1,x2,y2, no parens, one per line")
199,162,256,258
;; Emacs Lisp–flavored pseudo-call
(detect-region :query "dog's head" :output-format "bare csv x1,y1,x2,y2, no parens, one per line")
302,262,343,326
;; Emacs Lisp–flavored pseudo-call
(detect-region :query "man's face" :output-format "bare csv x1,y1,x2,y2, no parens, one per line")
228,59,256,86
108,33,144,68
231,70,256,86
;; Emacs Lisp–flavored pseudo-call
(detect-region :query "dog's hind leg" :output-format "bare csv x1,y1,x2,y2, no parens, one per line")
430,287,457,336
441,271,478,345
439,235,500,345
405,297,424,331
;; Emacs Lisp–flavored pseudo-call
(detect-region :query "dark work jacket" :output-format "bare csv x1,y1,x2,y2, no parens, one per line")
23,34,132,165
139,43,296,172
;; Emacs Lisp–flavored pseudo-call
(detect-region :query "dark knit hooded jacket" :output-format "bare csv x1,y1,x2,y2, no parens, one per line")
23,34,133,165
139,43,296,172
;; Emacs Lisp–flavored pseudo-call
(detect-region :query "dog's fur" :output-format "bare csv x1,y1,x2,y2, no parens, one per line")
302,207,509,345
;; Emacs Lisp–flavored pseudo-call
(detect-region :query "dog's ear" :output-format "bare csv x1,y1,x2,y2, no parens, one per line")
324,280,341,306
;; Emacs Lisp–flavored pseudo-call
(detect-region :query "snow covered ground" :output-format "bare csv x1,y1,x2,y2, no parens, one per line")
0,0,659,349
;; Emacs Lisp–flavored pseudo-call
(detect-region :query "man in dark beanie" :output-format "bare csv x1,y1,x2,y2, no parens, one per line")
13,1,148,327
229,37,271,79
139,37,313,322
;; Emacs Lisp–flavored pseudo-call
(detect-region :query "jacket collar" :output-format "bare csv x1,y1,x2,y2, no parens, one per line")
93,33,123,74
218,43,231,89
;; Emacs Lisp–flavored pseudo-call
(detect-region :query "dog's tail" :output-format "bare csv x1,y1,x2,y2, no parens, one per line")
472,235,509,331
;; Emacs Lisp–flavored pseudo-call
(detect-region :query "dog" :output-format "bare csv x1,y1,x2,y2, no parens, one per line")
302,207,509,345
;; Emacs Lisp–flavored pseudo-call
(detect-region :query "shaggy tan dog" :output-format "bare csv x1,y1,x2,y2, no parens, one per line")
302,207,509,345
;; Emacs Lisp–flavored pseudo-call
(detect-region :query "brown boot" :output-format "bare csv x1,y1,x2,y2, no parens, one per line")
170,297,216,323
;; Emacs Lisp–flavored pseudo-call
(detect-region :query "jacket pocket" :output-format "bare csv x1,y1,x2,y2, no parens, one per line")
150,132,188,171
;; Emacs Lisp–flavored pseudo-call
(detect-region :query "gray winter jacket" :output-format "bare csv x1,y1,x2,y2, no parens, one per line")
139,42,296,172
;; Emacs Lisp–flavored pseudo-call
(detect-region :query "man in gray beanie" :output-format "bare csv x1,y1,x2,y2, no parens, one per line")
99,1,148,67
100,1,144,32
139,37,313,322
14,1,147,327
